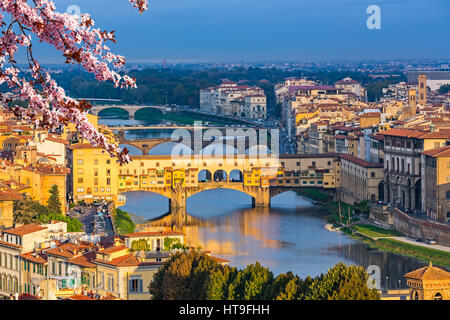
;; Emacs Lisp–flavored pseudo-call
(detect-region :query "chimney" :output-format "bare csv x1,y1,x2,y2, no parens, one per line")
430,124,436,132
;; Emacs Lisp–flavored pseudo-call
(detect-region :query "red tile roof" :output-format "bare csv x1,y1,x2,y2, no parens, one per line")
422,145,450,157
20,252,48,264
339,153,384,169
3,224,47,236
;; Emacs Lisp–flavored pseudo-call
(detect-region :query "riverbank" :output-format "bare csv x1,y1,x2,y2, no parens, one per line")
296,189,450,268
341,226,450,268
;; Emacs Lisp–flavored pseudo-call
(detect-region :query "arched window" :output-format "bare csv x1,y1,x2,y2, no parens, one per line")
434,292,443,300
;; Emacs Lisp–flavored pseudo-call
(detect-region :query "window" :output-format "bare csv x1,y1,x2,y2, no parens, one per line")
106,160,110,164
99,272,105,289
129,279,143,293
94,159,98,165
107,274,115,292
447,191,450,200
77,159,83,165
78,178,84,183
371,172,375,178
77,169,84,174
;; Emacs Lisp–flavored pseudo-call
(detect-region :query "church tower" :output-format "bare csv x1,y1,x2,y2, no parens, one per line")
418,74,427,106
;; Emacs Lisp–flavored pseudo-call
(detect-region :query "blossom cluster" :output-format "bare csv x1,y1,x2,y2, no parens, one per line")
0,0,149,163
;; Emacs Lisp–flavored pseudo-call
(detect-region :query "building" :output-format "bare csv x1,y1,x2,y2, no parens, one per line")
0,224,49,298
421,146,450,222
68,143,119,204
339,154,384,203
123,231,184,251
418,74,427,106
335,77,367,101
380,128,450,212
0,187,23,228
405,262,450,300
93,244,165,300
200,80,267,119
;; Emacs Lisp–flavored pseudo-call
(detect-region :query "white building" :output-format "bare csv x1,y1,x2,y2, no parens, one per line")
200,80,267,119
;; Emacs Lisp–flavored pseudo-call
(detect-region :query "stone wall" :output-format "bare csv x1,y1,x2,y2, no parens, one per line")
370,204,450,246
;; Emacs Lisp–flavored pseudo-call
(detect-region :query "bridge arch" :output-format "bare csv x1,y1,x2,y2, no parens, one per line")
213,170,228,182
198,169,212,182
97,107,130,119
229,169,243,182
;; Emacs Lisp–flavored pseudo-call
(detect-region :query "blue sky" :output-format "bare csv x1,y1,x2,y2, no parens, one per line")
34,0,449,63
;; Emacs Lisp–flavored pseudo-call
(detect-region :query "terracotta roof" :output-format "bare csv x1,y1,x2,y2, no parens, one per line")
45,136,69,145
339,153,383,168
20,252,47,264
404,262,450,281
45,243,96,259
3,224,46,236
98,245,129,254
124,231,184,238
0,240,21,248
68,143,99,150
422,145,450,157
0,189,23,201
69,251,97,268
379,128,450,140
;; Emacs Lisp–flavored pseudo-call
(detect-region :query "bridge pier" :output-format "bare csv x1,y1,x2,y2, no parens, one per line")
170,188,187,211
251,187,271,207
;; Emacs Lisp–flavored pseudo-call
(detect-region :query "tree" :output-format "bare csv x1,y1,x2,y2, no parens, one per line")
438,84,450,95
0,0,148,164
47,185,62,215
13,195,38,224
149,251,223,300
227,262,274,300
304,263,380,300
148,252,380,300
173,84,187,105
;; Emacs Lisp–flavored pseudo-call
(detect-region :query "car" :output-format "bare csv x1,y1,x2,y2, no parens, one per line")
415,238,423,243
426,238,437,245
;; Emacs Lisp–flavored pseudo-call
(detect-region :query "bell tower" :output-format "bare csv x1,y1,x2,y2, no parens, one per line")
418,74,427,106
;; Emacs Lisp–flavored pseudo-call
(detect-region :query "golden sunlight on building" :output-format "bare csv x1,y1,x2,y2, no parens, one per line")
405,262,450,300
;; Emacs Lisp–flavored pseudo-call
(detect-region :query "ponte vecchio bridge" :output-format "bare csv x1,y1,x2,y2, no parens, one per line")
115,153,339,213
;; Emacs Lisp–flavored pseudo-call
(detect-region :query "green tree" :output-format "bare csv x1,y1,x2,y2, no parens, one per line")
13,195,38,224
227,262,274,300
47,185,62,215
304,263,380,300
207,266,238,300
114,208,135,235
149,251,223,300
173,84,187,105
438,84,450,95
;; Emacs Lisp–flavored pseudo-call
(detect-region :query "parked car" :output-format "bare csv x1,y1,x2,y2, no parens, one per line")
415,238,423,243
426,238,437,245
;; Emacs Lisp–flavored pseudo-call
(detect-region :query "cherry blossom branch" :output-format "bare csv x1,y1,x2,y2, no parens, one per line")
0,0,149,164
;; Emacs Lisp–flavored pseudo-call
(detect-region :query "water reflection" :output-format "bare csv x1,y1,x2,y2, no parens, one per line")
119,190,427,288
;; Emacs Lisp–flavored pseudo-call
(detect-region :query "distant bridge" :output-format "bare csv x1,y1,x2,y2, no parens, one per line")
90,105,172,118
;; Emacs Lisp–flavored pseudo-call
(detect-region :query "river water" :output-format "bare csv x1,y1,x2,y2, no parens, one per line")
100,116,427,289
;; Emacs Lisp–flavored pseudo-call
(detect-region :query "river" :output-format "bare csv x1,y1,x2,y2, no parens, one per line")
100,116,427,290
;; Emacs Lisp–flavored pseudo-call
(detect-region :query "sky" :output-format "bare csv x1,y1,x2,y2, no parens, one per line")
32,0,450,63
